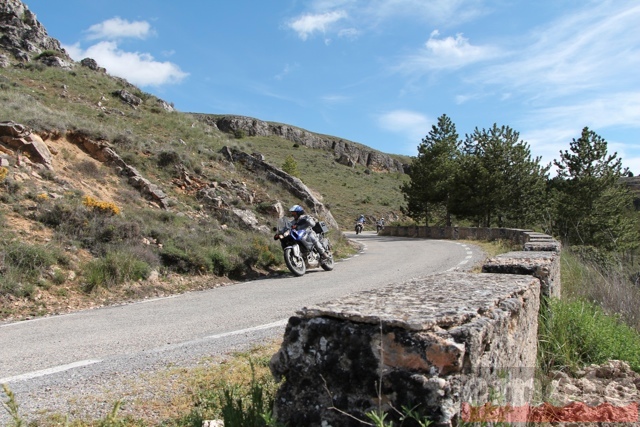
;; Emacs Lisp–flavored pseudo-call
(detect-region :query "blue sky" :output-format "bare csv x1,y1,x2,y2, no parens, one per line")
23,0,640,174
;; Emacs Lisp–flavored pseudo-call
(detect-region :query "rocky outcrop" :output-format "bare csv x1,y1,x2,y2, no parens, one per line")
80,57,106,73
113,89,143,109
0,120,53,170
0,0,71,63
65,130,170,209
198,114,408,174
220,146,339,229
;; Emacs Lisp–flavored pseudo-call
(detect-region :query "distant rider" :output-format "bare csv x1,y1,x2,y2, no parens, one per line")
357,214,365,224
289,205,328,259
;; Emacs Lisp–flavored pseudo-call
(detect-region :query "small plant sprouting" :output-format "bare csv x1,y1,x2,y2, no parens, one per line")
2,384,26,427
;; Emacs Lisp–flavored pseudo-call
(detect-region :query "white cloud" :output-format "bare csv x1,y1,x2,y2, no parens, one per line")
86,17,154,40
476,3,640,99
526,92,640,131
395,30,502,73
288,10,347,40
70,41,188,87
519,92,640,176
378,110,431,152
362,0,486,27
321,94,350,103
337,28,360,39
274,63,298,81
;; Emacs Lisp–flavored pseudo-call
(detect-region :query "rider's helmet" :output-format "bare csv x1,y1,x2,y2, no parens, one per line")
289,204,304,219
359,214,364,219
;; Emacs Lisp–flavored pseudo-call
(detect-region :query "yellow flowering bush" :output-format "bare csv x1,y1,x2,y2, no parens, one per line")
0,167,8,182
82,195,121,215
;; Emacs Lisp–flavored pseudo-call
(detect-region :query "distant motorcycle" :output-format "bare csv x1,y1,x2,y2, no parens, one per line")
273,217,334,277
355,222,363,234
376,220,385,234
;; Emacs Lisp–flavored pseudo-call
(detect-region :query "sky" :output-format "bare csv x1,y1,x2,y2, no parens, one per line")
22,0,640,175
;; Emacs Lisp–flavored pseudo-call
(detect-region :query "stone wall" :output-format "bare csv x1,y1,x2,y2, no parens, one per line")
270,226,561,426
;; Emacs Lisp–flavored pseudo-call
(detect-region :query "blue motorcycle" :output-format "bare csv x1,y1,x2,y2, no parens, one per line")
273,217,334,276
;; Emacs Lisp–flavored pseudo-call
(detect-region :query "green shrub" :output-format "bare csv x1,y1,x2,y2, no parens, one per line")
82,250,151,291
1,240,58,280
160,243,211,275
157,150,182,167
0,240,66,297
538,298,640,373
206,248,233,276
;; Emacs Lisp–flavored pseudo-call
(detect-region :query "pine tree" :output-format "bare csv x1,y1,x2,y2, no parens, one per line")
450,124,549,228
551,127,638,251
401,114,460,225
281,154,299,177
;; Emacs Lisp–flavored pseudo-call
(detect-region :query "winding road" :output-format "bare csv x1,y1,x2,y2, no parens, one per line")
0,232,485,422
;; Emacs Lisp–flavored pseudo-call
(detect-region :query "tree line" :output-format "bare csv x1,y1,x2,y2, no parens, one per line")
401,114,639,252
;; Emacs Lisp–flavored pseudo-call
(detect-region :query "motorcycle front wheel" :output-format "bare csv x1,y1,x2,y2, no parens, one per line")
284,247,306,276
320,254,335,271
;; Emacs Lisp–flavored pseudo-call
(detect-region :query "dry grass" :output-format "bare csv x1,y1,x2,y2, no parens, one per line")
561,249,640,332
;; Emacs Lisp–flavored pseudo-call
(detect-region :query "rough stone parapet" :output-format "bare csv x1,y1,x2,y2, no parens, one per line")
524,240,561,252
270,272,540,426
383,225,531,246
381,225,560,253
482,251,560,298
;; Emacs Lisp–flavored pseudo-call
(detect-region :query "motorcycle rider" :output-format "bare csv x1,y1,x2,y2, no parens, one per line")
355,214,365,233
289,204,329,259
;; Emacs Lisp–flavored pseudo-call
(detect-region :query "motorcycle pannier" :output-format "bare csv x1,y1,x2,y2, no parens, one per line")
313,221,330,234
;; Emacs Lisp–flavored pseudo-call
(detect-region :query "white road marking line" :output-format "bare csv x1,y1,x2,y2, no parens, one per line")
0,359,102,384
204,319,288,340
1,320,291,384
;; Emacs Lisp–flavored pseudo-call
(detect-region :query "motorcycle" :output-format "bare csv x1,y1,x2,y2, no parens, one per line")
273,217,335,276
355,222,363,234
376,221,384,234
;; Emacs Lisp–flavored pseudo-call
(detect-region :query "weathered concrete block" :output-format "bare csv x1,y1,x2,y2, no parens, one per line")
482,251,561,298
270,272,540,427
524,240,561,252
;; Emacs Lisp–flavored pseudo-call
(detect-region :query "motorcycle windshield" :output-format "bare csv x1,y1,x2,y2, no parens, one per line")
276,217,293,233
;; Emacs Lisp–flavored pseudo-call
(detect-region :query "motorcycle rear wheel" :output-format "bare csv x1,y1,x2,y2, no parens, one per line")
284,247,306,276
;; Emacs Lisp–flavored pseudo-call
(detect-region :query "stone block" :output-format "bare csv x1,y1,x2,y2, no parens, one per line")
524,240,561,252
482,251,561,298
270,272,540,427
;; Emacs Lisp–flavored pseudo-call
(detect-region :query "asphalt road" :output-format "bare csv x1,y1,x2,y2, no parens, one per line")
0,231,485,422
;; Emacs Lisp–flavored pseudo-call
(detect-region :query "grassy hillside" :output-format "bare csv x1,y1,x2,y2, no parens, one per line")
0,57,410,321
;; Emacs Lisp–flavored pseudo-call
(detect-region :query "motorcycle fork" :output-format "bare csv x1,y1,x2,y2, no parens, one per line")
286,244,303,260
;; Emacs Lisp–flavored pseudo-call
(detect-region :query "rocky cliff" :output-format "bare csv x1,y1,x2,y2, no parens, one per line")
197,114,409,174
0,0,71,64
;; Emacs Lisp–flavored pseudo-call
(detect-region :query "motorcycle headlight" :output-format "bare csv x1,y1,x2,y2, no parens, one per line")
282,230,290,237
